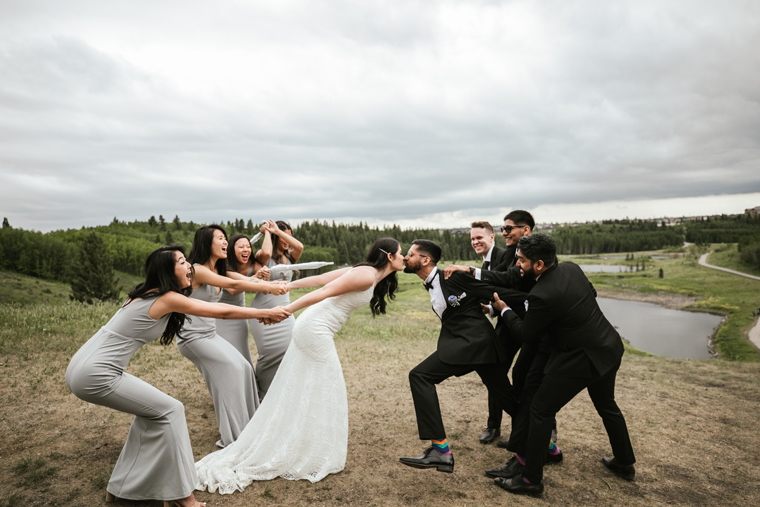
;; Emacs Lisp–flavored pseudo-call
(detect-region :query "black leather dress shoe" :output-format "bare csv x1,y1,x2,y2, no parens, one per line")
485,455,523,479
494,475,544,496
601,456,635,481
399,447,455,473
495,439,510,449
546,450,563,463
479,427,500,444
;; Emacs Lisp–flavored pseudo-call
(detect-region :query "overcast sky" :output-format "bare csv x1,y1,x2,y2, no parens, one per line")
1,0,759,232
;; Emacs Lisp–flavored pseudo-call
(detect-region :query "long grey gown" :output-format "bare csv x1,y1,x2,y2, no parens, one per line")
215,265,254,367
177,278,259,447
249,257,295,398
65,298,196,501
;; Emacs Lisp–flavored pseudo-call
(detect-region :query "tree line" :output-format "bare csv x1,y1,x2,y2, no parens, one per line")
550,220,685,255
3,213,760,302
0,216,485,301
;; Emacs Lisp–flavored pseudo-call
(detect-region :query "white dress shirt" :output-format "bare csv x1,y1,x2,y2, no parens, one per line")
424,267,447,319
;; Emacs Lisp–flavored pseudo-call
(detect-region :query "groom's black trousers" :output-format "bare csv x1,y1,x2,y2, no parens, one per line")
409,351,519,440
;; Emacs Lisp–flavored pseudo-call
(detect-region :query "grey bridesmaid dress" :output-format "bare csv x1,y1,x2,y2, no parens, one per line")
65,298,196,502
215,265,255,366
249,257,295,398
177,277,259,447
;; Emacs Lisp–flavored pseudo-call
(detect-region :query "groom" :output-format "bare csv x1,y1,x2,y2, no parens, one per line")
399,239,528,473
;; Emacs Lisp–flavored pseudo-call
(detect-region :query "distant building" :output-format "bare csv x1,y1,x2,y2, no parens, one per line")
745,206,760,218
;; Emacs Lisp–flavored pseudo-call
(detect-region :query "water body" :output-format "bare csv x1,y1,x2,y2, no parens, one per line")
579,264,642,273
597,298,722,360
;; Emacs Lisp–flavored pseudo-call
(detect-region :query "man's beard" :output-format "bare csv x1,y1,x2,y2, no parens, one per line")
403,262,419,274
520,265,536,279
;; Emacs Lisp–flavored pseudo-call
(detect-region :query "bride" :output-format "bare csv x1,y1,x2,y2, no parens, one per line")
195,237,403,493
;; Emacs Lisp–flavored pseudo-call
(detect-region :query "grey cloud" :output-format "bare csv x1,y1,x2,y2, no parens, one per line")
1,1,759,231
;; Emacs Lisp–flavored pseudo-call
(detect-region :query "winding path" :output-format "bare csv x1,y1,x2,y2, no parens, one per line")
698,253,760,281
698,252,760,350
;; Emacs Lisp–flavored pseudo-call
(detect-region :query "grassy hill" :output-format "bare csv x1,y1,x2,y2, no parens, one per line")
1,267,759,506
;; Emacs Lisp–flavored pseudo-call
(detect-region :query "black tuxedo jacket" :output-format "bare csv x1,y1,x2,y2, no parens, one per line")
432,270,526,365
482,245,520,360
486,245,513,272
500,262,623,378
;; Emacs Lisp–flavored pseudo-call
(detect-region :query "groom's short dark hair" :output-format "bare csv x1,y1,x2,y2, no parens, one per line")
411,239,441,264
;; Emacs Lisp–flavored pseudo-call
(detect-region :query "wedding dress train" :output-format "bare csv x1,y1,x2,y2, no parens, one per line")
195,284,374,493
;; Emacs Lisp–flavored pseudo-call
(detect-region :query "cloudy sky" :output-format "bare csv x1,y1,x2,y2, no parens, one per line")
1,0,759,232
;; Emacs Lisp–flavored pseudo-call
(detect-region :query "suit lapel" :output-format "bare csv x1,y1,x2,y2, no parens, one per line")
437,270,453,319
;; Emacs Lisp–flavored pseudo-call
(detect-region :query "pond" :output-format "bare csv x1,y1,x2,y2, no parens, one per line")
579,264,643,273
597,298,722,360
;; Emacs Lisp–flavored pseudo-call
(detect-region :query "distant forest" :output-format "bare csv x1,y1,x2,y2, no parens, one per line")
0,215,486,282
1,213,759,287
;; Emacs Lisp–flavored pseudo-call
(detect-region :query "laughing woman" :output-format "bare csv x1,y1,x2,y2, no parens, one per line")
180,225,288,448
215,234,270,368
65,246,289,507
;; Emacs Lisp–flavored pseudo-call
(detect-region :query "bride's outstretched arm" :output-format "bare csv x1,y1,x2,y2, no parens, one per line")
288,267,352,290
285,268,374,313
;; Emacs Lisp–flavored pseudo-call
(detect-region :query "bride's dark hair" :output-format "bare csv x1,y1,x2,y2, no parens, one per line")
354,237,399,316
127,245,193,346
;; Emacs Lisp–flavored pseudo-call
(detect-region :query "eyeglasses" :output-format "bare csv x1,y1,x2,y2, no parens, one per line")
502,224,527,233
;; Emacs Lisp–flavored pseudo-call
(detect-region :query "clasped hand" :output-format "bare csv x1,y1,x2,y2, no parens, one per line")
258,306,291,325
490,292,510,313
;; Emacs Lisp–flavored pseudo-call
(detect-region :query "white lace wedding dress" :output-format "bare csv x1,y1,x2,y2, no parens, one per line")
195,283,374,493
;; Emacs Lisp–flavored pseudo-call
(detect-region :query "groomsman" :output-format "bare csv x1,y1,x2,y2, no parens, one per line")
399,240,527,473
448,211,540,448
444,221,518,445
489,234,636,496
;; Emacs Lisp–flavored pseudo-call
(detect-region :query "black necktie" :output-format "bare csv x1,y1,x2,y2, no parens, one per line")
482,260,490,271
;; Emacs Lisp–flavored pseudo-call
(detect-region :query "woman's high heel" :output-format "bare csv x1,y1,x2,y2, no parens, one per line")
105,491,115,503
163,501,206,507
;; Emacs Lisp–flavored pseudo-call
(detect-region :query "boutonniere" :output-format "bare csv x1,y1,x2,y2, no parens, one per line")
448,292,467,307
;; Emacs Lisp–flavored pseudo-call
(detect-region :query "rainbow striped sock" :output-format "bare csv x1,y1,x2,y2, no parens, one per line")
431,438,451,454
548,440,561,456
515,454,525,465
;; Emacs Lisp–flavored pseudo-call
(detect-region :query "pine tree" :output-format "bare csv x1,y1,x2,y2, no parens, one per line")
173,215,182,231
69,232,120,304
2,217,10,229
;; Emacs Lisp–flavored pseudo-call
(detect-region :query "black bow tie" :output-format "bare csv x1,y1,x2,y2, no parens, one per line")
423,281,434,291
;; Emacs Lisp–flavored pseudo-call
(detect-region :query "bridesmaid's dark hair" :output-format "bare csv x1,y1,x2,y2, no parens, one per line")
355,237,399,317
188,225,228,276
226,234,251,272
271,220,297,265
128,245,193,346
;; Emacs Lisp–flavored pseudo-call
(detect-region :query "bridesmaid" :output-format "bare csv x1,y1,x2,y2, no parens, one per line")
180,225,288,448
249,219,304,399
65,245,289,507
215,234,270,368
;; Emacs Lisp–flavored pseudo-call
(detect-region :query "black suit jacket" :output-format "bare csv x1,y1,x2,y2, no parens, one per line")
481,245,520,361
500,262,623,378
486,245,513,272
432,270,526,365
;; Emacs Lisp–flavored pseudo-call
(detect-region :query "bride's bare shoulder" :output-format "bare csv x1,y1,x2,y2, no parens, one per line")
346,266,376,288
